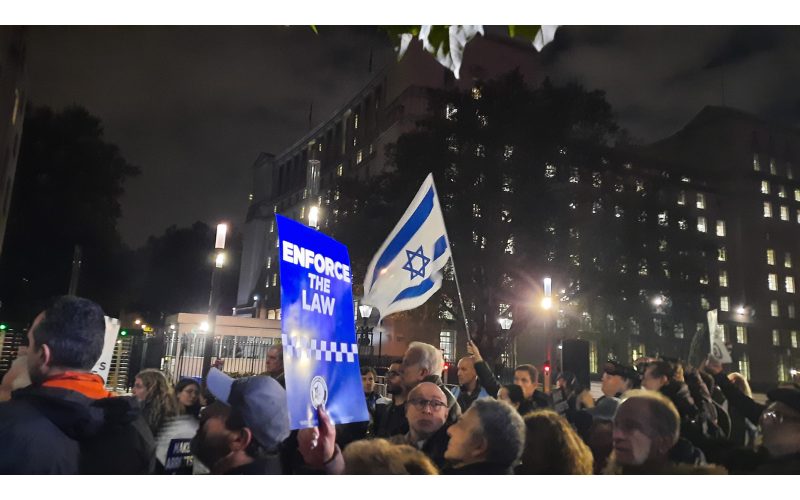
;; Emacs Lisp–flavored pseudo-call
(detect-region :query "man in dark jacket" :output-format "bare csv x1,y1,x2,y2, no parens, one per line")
399,342,461,425
191,368,290,474
513,364,550,409
374,360,409,438
443,398,526,474
450,340,501,413
0,296,155,474
389,382,452,469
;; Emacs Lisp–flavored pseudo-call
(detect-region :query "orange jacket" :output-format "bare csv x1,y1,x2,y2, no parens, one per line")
42,372,115,399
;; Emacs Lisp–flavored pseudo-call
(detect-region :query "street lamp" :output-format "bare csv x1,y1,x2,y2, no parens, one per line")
542,276,553,394
202,223,227,378
499,316,514,368
357,301,376,364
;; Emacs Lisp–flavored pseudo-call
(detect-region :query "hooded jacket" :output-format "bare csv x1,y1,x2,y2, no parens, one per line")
0,376,155,474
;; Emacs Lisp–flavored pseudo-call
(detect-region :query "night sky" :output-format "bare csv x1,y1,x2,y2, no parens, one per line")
24,26,800,248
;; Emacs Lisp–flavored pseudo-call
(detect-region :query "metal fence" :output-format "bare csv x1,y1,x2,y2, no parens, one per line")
162,334,276,383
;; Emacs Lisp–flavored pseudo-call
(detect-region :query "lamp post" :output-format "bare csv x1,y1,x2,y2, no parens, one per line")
202,223,227,379
542,277,553,394
357,301,375,364
499,316,514,368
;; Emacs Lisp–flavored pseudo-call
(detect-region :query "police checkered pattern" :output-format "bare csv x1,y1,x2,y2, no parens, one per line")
281,334,359,363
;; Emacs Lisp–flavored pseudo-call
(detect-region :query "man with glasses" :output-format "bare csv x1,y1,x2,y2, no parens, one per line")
399,341,461,425
390,382,451,468
374,360,410,438
704,356,800,473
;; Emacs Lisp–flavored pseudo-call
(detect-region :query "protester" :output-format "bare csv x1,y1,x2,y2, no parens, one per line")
174,378,202,417
513,364,550,409
599,360,639,401
373,360,409,438
442,398,526,474
133,368,181,436
497,383,533,415
389,381,451,468
399,341,460,424
556,371,594,410
190,368,290,474
725,372,756,447
0,296,155,474
361,366,388,414
605,390,726,474
451,356,491,412
343,438,439,474
456,340,502,408
516,409,593,474
266,345,285,387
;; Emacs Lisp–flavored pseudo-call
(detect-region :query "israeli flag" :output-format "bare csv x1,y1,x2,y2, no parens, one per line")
363,173,451,321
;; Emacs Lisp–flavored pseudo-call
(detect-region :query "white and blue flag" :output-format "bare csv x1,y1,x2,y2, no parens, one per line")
362,173,451,321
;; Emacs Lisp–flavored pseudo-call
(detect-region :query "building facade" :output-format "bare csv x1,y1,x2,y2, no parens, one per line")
0,27,27,257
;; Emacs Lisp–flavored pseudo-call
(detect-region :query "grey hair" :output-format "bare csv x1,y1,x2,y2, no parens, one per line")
619,389,680,444
406,342,444,376
470,398,526,467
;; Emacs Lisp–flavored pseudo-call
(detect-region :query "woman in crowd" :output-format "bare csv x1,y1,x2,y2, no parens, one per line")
516,409,594,474
132,368,180,436
174,378,202,418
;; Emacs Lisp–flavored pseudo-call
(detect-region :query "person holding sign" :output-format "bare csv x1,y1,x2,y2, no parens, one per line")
0,296,155,474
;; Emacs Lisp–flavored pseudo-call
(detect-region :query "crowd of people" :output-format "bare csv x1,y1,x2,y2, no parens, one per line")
0,294,799,475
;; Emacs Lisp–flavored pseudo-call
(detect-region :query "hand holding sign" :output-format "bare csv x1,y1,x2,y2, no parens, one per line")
297,406,337,468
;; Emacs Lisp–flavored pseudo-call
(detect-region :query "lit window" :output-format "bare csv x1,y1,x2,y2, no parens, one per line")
658,212,668,226
545,163,556,178
792,331,798,348
471,86,482,100
592,202,602,214
248,193,253,201
592,172,601,188
505,236,514,255
445,103,457,120
739,353,750,380
753,153,761,171
716,220,726,237
639,260,648,276
781,206,790,221
678,219,687,230
615,206,623,218
500,209,511,222
797,210,800,224
719,325,728,343
718,247,727,262
369,143,374,155
736,326,747,344
763,202,773,218
773,329,780,346
700,274,709,285
789,303,796,319
767,249,775,265
786,252,792,268
272,273,277,286
503,145,514,160
569,168,579,183
337,164,343,176
475,145,485,157
701,297,710,310
696,193,705,209
266,256,272,269
300,205,305,219
501,175,513,193
770,158,777,175
356,150,363,164
659,239,667,252
354,114,359,129
697,217,707,232
677,191,686,206
674,324,684,339
786,276,795,294
269,220,275,233
569,201,577,210
795,189,800,202
472,203,481,218
761,180,770,194
720,296,729,311
778,186,787,198
653,318,662,336
719,270,728,287
771,301,780,318
477,113,488,127
334,190,340,201
769,273,778,290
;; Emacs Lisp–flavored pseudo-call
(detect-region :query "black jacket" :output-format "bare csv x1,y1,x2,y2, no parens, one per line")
225,455,283,474
374,400,409,438
390,423,452,470
0,385,155,474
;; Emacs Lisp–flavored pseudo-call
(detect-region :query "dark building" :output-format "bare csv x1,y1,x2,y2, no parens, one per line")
237,40,797,389
0,27,26,258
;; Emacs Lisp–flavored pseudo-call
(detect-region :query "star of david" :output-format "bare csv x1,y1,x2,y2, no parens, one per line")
402,245,430,280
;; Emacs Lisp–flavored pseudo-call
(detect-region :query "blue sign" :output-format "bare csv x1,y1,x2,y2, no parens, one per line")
276,214,369,429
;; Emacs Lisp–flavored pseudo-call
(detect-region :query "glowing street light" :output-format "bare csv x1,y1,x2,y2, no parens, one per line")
541,296,553,310
134,319,142,325
199,321,209,332
215,252,226,268
736,306,747,315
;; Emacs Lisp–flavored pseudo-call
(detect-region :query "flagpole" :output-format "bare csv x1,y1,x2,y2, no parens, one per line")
431,177,471,343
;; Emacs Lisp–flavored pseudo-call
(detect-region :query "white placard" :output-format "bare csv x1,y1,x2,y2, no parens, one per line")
91,316,120,382
707,309,732,363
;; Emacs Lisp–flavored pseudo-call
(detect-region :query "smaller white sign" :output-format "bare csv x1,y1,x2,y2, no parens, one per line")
91,316,120,382
707,309,732,363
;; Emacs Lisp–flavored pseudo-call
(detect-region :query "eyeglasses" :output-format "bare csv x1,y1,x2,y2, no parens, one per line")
408,398,448,411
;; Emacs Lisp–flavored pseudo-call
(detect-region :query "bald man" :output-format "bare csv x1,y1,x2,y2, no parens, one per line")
389,382,452,469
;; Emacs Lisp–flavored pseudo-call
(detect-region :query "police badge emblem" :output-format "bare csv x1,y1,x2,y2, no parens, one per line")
310,375,328,409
